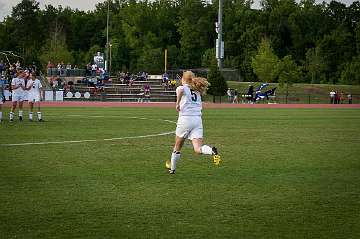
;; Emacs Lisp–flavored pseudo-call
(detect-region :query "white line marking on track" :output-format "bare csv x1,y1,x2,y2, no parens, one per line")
0,116,176,147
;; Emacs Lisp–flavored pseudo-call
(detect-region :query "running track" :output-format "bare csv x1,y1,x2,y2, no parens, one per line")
3,101,360,108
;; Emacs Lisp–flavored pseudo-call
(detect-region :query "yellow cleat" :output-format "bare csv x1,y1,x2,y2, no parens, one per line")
165,160,171,169
213,154,221,166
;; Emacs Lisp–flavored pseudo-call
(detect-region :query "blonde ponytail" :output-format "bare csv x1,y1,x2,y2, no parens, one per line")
181,71,210,95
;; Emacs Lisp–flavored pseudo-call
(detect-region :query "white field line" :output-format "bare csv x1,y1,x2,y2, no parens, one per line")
1,116,176,147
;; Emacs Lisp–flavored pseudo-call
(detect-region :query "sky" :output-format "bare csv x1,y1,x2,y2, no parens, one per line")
0,0,358,21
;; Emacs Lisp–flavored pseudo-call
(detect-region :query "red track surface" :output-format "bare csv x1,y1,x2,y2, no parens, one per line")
3,101,360,108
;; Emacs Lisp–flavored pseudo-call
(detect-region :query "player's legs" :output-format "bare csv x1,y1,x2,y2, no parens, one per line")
0,103,2,122
29,101,34,120
36,101,42,121
168,136,185,174
191,138,221,165
18,100,23,120
10,101,17,121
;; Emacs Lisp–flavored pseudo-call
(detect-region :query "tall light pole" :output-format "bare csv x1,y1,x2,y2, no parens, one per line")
109,43,112,75
106,0,110,72
216,0,223,70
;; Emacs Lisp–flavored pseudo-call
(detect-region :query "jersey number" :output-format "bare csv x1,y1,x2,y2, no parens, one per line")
190,90,197,102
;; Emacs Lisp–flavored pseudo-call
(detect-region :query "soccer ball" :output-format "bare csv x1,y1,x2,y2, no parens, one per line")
165,160,171,169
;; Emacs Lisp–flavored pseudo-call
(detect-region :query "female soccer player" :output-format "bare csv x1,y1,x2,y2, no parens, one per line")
26,73,43,121
10,71,26,121
166,71,221,174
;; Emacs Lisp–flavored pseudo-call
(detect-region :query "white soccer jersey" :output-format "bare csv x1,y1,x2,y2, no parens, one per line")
26,79,42,95
177,84,202,116
11,77,25,95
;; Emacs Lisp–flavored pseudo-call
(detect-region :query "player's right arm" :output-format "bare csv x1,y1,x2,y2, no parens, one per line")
25,80,33,90
175,86,184,112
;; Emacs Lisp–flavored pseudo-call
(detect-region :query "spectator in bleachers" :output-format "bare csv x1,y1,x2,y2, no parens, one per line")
91,63,97,76
47,61,53,69
170,79,177,89
15,60,21,70
144,83,151,102
162,73,169,89
0,60,4,75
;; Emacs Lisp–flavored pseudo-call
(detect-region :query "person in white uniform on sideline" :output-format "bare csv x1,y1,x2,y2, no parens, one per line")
10,70,26,121
166,71,221,174
26,73,43,121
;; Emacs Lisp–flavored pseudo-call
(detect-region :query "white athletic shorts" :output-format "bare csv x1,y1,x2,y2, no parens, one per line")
28,93,40,103
12,93,25,102
176,115,203,140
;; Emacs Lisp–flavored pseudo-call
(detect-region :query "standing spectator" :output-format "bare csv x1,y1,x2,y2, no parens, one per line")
66,63,72,76
57,63,62,76
329,90,335,104
233,89,239,104
227,88,232,103
144,83,151,102
334,91,340,104
47,61,53,69
0,75,5,122
91,63,97,76
247,85,254,103
347,93,352,104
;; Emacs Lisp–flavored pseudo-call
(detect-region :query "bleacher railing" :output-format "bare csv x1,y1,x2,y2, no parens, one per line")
47,68,86,77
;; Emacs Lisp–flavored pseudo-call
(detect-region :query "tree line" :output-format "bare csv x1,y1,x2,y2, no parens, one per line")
0,0,359,84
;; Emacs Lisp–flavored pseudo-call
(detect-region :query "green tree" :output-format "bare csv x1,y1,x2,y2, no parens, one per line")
340,56,360,85
10,0,43,64
305,47,326,83
251,38,280,82
207,59,228,102
39,31,74,70
277,55,301,102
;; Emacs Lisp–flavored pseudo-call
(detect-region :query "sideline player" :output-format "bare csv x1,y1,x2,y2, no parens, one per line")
0,76,5,122
26,73,43,121
10,71,25,121
166,71,221,174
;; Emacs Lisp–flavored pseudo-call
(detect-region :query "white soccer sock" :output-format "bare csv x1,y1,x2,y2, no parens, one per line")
200,145,213,155
29,112,33,120
0,111,2,120
37,112,42,120
170,151,181,171
10,111,14,120
19,110,23,117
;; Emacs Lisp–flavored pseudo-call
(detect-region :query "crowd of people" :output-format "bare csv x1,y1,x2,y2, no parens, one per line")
329,90,352,104
162,72,177,90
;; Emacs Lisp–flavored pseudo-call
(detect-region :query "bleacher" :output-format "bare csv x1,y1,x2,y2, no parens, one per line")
65,75,176,102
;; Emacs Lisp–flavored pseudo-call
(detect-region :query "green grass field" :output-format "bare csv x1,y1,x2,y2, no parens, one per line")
1,107,360,238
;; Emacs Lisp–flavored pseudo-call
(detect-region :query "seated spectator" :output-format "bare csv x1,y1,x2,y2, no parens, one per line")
170,79,177,89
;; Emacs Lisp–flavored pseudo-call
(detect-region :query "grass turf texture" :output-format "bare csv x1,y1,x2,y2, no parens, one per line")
0,107,359,238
